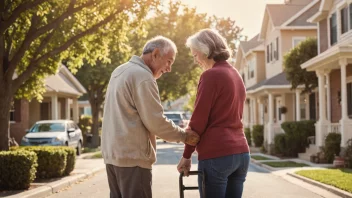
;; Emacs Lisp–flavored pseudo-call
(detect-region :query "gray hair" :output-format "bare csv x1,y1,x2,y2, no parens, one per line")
186,29,231,62
142,36,177,56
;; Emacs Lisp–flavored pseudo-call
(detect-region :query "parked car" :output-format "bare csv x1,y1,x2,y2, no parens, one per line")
164,111,189,128
21,120,83,155
162,111,190,143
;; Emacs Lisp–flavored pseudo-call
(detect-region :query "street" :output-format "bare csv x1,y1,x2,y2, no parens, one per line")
47,141,336,198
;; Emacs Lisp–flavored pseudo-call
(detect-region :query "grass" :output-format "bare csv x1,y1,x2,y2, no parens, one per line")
91,151,102,159
251,155,272,161
262,161,309,168
82,147,100,153
296,169,352,193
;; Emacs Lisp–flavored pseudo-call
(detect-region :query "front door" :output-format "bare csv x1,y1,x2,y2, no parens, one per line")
40,103,49,120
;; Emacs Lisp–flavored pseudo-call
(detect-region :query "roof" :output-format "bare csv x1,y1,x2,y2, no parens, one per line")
45,65,86,96
240,34,263,54
246,72,291,91
267,4,307,27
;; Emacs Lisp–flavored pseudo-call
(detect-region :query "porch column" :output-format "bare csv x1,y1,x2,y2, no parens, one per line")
243,100,249,128
315,70,327,147
325,71,331,122
295,90,301,121
51,95,58,120
259,99,264,125
73,98,79,123
65,98,70,120
339,58,349,147
252,98,257,125
268,93,274,144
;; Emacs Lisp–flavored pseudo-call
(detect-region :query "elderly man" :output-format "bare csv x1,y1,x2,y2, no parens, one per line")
102,36,199,198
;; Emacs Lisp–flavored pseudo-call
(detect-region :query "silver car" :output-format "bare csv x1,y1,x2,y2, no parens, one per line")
21,120,83,155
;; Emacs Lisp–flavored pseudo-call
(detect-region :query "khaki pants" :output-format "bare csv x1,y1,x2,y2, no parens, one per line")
106,164,152,198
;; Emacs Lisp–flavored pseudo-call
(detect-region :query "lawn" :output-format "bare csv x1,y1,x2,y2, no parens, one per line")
82,147,100,153
296,169,352,193
251,155,272,161
91,151,102,159
262,161,309,168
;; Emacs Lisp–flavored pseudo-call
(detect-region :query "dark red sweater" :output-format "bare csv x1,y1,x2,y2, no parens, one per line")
183,61,249,160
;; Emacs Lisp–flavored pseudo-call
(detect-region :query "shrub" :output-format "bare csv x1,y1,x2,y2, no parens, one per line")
280,120,316,157
0,150,38,190
58,146,76,176
252,125,264,147
274,134,286,155
324,133,341,163
78,115,92,134
244,128,251,146
20,146,67,178
344,139,352,168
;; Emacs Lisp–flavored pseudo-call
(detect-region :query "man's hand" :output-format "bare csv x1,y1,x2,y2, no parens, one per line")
177,157,192,176
184,128,199,146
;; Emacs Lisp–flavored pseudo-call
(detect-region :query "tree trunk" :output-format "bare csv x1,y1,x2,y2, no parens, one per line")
0,85,12,151
90,98,101,148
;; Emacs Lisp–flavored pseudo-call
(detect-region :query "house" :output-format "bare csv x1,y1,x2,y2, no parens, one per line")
237,0,319,146
10,65,86,143
301,0,352,151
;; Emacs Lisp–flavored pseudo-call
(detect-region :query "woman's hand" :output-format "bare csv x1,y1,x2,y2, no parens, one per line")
177,157,192,176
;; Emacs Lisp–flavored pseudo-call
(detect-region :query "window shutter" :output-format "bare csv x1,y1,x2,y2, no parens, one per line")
276,37,279,60
348,83,352,117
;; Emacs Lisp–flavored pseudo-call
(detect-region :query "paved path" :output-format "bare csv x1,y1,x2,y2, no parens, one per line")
47,141,340,198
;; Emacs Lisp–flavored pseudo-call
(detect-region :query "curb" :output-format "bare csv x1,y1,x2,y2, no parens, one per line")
7,166,105,198
287,172,352,198
250,158,276,172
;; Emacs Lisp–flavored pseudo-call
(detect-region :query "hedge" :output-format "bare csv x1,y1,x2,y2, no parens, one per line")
0,150,38,190
252,125,264,147
324,133,341,163
244,128,251,146
57,146,76,176
279,120,316,157
20,146,67,178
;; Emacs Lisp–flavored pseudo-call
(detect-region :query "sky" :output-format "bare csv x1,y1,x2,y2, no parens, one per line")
171,0,285,39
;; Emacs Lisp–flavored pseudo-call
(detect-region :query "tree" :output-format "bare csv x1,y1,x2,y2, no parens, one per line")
144,2,243,102
74,21,147,148
284,37,318,94
0,0,157,151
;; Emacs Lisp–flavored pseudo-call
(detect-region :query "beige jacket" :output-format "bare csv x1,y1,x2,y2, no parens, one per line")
101,56,186,169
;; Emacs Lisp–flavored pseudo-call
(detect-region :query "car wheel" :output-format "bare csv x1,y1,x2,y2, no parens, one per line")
76,141,82,156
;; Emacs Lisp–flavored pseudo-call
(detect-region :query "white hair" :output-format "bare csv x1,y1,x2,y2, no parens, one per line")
142,36,177,56
186,29,231,61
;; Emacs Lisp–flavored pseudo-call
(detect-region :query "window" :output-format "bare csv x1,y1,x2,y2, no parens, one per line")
348,83,352,118
341,7,348,34
330,13,337,45
270,43,273,62
249,59,255,78
10,104,15,122
266,45,269,63
275,37,279,60
292,37,305,48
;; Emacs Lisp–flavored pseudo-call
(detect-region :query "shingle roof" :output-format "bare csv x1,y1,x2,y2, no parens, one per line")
267,4,306,26
45,69,84,96
246,72,291,91
240,34,263,54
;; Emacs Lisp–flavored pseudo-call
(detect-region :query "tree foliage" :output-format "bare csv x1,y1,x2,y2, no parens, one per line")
0,0,157,151
144,2,243,102
284,37,318,94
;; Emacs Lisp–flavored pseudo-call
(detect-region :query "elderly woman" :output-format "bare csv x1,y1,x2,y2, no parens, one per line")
177,29,250,198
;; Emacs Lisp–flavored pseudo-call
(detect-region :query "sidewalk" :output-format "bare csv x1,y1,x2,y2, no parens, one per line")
1,154,105,198
250,152,352,198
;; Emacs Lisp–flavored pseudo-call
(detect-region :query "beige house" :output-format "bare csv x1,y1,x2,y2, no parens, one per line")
301,0,352,152
10,65,86,143
237,0,319,146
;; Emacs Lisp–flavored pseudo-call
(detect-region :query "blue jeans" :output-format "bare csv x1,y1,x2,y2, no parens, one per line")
198,153,250,198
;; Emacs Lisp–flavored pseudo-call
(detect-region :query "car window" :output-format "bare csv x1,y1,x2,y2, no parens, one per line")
164,113,182,120
30,123,65,133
